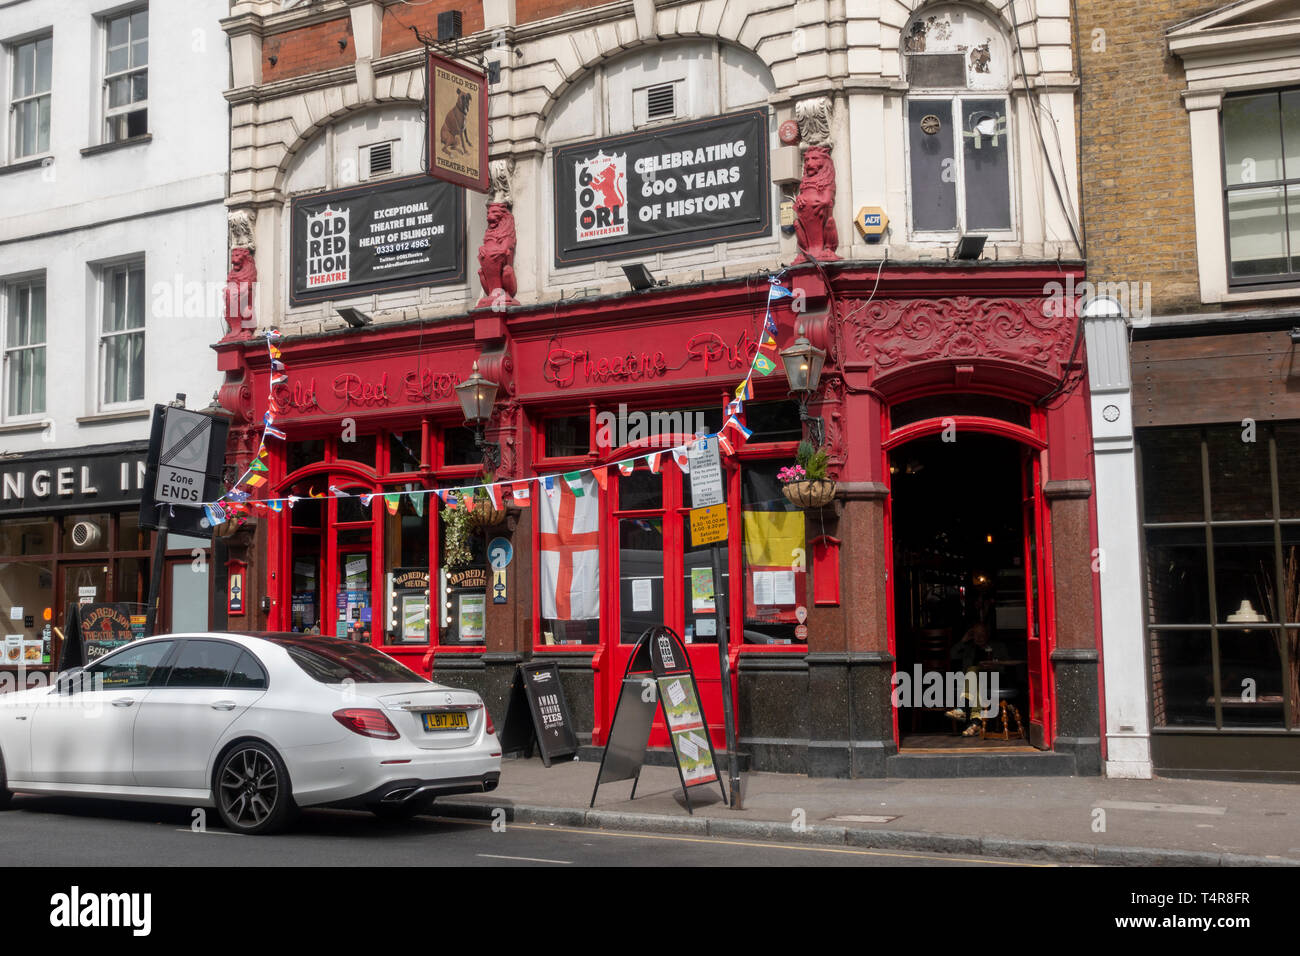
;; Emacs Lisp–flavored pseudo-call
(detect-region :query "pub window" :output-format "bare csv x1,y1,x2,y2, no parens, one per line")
101,7,148,143
1222,88,1300,286
388,429,423,473
443,426,481,466
545,416,590,458
334,432,377,468
287,438,326,475
99,259,146,407
903,5,1013,236
741,462,806,644
744,401,804,444
1140,424,1300,731
539,472,600,646
384,495,430,645
436,499,488,646
3,276,46,418
890,393,1030,431
8,33,52,160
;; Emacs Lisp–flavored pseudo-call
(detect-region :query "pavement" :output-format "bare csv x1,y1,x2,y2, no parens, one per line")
437,757,1300,866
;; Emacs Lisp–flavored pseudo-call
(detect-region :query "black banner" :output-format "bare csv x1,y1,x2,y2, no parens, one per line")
290,174,465,305
553,108,771,266
0,442,147,516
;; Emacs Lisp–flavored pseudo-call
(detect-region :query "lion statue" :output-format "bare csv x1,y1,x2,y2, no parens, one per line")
476,202,519,309
793,146,840,264
222,246,257,341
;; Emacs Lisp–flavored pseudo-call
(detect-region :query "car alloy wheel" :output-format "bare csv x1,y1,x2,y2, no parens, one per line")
215,744,294,835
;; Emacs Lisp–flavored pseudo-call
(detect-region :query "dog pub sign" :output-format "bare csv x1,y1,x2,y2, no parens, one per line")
426,51,489,193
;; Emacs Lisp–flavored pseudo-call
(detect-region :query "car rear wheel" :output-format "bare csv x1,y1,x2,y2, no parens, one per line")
214,743,296,835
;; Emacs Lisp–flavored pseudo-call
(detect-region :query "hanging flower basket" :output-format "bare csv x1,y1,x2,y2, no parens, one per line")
782,479,837,509
466,499,507,528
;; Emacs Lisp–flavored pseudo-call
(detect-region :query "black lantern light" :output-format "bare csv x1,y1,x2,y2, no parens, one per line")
455,361,501,467
779,322,827,446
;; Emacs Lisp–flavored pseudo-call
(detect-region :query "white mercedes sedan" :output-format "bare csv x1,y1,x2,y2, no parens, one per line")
0,632,501,834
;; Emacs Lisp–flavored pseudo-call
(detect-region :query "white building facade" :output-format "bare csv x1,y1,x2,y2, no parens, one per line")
0,0,229,650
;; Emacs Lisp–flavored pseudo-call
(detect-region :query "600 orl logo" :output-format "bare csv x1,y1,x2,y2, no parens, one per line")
306,206,350,287
575,151,628,243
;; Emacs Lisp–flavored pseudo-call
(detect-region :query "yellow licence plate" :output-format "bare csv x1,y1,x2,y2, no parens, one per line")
422,712,468,732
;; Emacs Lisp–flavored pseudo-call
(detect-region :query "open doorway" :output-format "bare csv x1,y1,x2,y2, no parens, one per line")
890,432,1040,750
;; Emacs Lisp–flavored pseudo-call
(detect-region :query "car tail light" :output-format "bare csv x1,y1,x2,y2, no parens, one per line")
484,707,496,736
334,708,400,740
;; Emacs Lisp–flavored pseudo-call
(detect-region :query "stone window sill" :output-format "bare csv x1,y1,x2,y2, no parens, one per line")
0,155,51,176
76,408,151,424
80,134,152,157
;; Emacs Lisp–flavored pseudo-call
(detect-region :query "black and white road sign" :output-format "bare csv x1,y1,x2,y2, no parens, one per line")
154,408,213,505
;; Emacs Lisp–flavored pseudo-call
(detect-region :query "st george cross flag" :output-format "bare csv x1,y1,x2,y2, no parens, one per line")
539,472,599,621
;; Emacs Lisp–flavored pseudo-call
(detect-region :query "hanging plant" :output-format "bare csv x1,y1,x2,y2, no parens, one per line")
466,469,507,529
442,505,474,571
781,439,836,508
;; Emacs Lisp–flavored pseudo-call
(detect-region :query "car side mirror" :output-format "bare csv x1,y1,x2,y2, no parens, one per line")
55,667,85,695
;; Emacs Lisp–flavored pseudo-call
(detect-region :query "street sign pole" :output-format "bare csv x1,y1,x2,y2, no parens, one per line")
143,508,169,637
711,538,742,809
687,436,743,809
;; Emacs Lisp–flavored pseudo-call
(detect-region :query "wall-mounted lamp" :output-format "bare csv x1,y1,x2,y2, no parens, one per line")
954,234,987,260
336,306,372,328
455,361,501,468
338,39,348,51
268,55,278,67
621,262,661,290
1288,327,1300,344
778,322,827,446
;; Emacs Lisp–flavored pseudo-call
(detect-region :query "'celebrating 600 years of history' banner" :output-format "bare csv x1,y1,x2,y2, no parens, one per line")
290,174,465,305
552,108,771,266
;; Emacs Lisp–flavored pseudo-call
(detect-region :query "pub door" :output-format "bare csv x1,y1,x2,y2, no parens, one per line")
1022,448,1053,749
603,453,728,749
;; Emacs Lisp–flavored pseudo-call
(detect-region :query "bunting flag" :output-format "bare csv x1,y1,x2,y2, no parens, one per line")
543,475,556,497
287,495,301,509
752,352,777,376
672,447,691,474
717,432,736,456
441,490,459,509
764,314,780,337
328,485,347,497
617,460,635,476
768,280,792,299
760,329,778,350
645,452,662,474
735,378,754,402
249,458,268,473
257,443,269,459
562,472,586,497
264,423,286,441
359,494,373,508
485,483,501,509
203,504,226,526
266,329,281,341
411,491,425,517
384,493,401,516
591,465,608,493
244,474,267,488
268,499,284,513
271,373,288,385
511,483,531,506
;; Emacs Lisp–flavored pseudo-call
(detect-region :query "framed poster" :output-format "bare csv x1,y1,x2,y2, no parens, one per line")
289,174,466,305
457,592,485,643
552,107,771,266
400,593,428,643
426,51,489,192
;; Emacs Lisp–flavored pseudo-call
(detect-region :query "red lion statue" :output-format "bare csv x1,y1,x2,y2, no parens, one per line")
476,202,519,309
222,246,257,341
793,146,840,264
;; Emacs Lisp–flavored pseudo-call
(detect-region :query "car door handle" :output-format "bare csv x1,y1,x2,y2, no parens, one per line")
210,701,237,711
112,698,136,708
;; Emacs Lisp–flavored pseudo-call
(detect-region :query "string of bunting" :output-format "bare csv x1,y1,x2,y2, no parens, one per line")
201,275,791,526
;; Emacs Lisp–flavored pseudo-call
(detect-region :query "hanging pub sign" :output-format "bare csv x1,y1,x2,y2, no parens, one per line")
552,107,771,267
289,174,465,306
426,51,489,193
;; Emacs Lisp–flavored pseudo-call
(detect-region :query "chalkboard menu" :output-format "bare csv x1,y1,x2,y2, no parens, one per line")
499,661,578,767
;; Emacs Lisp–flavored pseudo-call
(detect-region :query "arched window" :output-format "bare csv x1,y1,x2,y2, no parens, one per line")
903,4,1014,237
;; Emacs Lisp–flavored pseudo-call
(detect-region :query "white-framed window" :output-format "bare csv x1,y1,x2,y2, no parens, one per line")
99,260,145,407
902,4,1014,238
2,277,46,418
102,7,148,143
8,33,52,161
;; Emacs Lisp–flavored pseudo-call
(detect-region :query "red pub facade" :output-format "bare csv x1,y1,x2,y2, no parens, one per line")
216,0,1098,776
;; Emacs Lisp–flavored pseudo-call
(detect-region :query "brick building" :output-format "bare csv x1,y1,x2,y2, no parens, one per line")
213,0,1103,778
1079,0,1300,780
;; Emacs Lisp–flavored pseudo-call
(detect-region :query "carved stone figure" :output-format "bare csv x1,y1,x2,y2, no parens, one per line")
793,146,840,264
476,203,518,309
222,246,257,341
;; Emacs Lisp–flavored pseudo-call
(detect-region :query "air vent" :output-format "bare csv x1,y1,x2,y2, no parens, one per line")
907,53,967,89
366,142,393,179
70,521,103,550
646,83,676,120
